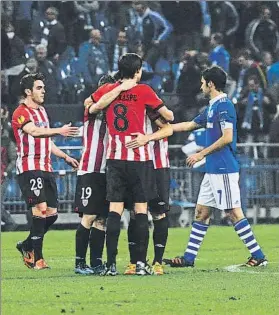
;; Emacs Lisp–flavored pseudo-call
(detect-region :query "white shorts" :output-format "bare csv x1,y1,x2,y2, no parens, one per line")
197,173,241,210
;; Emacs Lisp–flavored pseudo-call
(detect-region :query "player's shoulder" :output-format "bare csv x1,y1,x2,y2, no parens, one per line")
136,83,156,93
12,104,29,118
217,97,235,111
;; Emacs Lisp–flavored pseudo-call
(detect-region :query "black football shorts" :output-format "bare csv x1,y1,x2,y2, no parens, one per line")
18,170,58,208
74,172,109,217
106,160,157,203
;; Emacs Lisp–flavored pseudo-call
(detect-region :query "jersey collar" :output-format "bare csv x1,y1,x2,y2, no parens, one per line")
209,93,227,106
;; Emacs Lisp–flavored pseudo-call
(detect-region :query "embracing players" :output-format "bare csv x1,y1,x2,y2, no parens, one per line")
91,53,173,275
74,74,137,274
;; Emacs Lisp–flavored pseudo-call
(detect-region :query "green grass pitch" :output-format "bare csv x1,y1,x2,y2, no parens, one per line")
2,225,279,315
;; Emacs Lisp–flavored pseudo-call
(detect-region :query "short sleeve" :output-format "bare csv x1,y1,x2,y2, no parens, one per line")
193,108,208,128
143,85,163,110
218,101,235,130
12,108,31,129
146,107,166,123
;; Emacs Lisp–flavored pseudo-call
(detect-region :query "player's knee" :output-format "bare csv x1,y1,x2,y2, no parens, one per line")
81,214,96,228
227,207,244,223
93,216,106,231
134,203,147,214
46,207,57,217
152,213,166,221
32,202,47,217
195,206,210,222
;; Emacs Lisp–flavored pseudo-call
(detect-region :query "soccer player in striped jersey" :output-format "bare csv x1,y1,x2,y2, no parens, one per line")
91,53,174,275
124,110,171,275
74,75,137,275
12,73,79,270
164,66,267,268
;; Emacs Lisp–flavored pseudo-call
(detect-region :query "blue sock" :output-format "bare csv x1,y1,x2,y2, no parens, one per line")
234,218,265,259
184,221,209,263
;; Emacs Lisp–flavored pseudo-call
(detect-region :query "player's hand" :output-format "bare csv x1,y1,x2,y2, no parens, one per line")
186,152,204,168
59,123,79,137
64,155,79,169
125,133,149,149
120,79,137,91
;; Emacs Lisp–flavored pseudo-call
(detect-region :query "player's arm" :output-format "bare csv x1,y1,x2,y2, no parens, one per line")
51,141,79,169
171,121,201,132
172,106,208,133
125,119,173,149
22,122,79,138
85,79,137,114
157,106,174,122
186,128,233,167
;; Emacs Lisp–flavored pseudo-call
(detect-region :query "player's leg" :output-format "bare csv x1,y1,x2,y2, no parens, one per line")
103,160,127,275
74,173,102,274
75,213,96,274
164,174,214,267
130,161,156,275
149,168,170,275
134,202,150,275
16,171,48,269
224,174,267,267
89,216,106,271
83,172,109,273
124,209,137,275
45,208,58,234
103,202,124,275
151,213,168,275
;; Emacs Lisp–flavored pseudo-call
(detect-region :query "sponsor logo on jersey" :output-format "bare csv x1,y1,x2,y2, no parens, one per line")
35,121,48,127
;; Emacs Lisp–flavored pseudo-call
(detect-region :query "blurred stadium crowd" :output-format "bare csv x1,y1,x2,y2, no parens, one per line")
1,1,279,148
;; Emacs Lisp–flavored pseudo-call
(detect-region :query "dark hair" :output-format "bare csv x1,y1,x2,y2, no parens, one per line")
20,73,45,97
118,53,142,79
98,74,116,87
212,32,223,45
247,75,260,85
237,48,251,60
202,66,227,91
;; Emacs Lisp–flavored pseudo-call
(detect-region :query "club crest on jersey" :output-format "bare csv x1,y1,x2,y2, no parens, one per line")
34,189,40,197
17,115,25,124
82,199,88,207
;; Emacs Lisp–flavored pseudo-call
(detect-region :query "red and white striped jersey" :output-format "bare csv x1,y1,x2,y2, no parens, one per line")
92,82,163,162
12,103,52,174
78,109,108,174
145,113,170,169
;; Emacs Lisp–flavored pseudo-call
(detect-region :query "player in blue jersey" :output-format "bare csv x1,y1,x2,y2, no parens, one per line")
164,66,267,268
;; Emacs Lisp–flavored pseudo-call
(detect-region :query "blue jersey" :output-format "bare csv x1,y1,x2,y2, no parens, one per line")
193,94,239,174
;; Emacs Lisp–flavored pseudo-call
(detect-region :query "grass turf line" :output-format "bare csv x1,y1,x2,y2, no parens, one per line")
2,225,279,315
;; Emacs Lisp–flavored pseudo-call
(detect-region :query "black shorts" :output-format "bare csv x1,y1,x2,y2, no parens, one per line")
106,160,157,203
148,168,170,214
18,170,58,208
74,172,109,217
